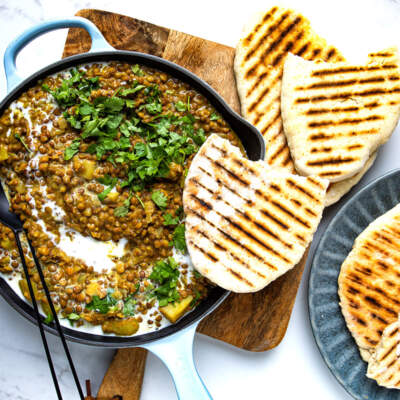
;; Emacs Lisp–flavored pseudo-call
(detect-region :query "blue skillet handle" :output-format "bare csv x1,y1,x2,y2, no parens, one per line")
4,17,114,93
142,322,212,400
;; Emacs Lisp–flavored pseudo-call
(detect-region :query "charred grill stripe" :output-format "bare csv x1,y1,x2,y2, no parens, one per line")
227,267,255,286
190,194,287,265
305,106,360,115
270,183,281,192
389,328,399,338
243,7,278,45
260,208,289,230
198,166,252,205
269,142,287,162
295,88,400,103
299,76,388,90
326,48,337,61
260,110,281,134
371,313,389,325
369,52,393,58
189,225,264,279
307,115,383,128
296,42,309,57
188,206,271,267
309,133,333,141
307,177,325,189
206,156,250,186
189,240,218,262
270,199,311,228
311,64,398,77
320,171,342,177
379,343,397,362
243,10,290,65
247,75,271,111
191,177,293,250
348,144,363,150
287,178,320,203
311,147,332,153
306,157,355,166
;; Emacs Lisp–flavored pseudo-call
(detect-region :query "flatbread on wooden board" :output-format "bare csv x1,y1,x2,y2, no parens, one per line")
234,6,344,172
338,203,400,362
367,318,400,389
281,48,400,182
183,134,328,293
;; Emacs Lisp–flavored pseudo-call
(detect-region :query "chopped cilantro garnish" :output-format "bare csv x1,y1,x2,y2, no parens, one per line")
86,291,118,314
44,311,54,324
122,285,139,316
114,193,132,217
132,64,144,76
135,193,145,209
163,212,179,226
64,139,81,160
175,101,187,112
97,176,118,202
67,312,80,321
14,133,32,153
210,112,220,121
151,190,168,209
46,67,206,196
171,223,187,253
149,257,180,306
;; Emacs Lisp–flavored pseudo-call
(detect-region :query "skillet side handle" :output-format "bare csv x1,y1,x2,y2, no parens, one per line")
142,323,212,400
4,17,114,93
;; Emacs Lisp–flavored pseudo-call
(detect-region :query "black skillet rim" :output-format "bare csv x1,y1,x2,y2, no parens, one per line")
0,50,264,347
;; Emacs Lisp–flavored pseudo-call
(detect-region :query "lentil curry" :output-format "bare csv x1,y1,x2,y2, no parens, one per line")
0,62,242,336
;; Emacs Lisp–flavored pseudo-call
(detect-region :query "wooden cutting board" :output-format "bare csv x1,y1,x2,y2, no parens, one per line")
63,9,309,399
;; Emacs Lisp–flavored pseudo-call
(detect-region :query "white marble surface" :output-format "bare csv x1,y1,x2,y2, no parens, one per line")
1,0,400,399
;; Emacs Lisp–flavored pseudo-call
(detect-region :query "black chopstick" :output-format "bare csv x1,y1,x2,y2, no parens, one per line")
13,232,63,400
13,231,84,400
26,236,85,400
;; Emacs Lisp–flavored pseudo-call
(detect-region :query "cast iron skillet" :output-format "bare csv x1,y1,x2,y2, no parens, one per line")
0,18,265,399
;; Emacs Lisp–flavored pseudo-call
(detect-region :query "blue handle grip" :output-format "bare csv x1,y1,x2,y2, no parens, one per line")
4,17,114,92
143,323,212,400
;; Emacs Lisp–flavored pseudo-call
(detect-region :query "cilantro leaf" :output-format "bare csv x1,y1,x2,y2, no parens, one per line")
175,101,187,112
98,176,118,202
14,134,32,153
132,64,144,76
86,291,118,314
149,257,180,306
114,193,132,217
172,224,187,253
64,139,81,160
163,213,179,226
151,190,168,209
44,311,54,324
210,112,220,121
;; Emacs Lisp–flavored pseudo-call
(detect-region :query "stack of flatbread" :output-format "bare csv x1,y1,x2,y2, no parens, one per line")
339,204,400,389
184,134,328,293
234,6,400,206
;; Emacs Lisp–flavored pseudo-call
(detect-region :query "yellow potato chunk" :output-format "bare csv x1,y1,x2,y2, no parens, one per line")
0,145,8,161
106,191,119,202
86,281,102,297
79,160,96,180
0,238,14,250
160,295,193,323
102,318,139,336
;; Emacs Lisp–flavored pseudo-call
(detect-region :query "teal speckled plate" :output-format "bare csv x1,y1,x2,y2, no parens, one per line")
309,168,400,400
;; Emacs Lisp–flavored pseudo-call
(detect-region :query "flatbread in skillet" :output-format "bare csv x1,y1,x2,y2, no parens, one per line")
183,134,328,293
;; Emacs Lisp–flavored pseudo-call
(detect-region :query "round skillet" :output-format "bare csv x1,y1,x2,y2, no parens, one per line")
0,17,265,399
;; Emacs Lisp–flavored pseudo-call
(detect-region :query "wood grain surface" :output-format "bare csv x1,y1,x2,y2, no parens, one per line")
63,9,309,399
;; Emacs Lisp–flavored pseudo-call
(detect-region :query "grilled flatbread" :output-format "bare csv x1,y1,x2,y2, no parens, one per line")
367,318,400,389
338,204,400,361
234,6,344,172
183,134,328,293
281,48,400,182
325,152,377,206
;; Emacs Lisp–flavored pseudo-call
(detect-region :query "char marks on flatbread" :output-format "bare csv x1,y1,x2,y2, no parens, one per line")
325,152,377,206
234,6,344,172
183,135,328,293
338,204,400,361
367,319,400,389
281,48,400,182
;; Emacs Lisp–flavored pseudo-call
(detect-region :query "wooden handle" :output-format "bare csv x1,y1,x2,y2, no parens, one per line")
97,348,147,400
